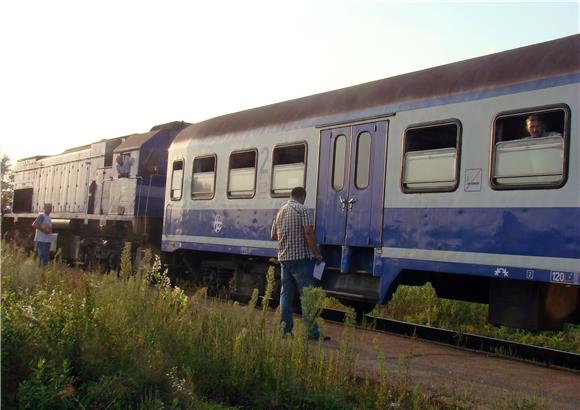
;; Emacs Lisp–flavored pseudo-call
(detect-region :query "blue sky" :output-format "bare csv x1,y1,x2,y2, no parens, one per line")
1,1,578,162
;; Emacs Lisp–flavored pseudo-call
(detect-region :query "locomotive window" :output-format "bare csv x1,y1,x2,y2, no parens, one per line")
355,131,371,189
332,134,347,191
192,155,216,199
141,150,161,176
402,121,460,193
491,107,568,189
271,142,307,197
170,160,184,200
228,149,257,198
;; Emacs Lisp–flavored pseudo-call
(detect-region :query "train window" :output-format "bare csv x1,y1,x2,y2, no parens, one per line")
192,155,216,199
228,149,257,198
141,150,161,176
355,131,371,189
491,106,568,189
332,134,347,191
271,142,307,197
170,160,184,200
104,139,122,167
402,121,461,192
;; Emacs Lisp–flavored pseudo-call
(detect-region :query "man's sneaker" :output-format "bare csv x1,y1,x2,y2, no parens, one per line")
308,335,331,341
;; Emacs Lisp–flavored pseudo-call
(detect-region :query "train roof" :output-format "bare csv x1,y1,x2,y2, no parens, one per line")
113,121,190,153
16,155,48,162
114,131,158,153
174,34,580,142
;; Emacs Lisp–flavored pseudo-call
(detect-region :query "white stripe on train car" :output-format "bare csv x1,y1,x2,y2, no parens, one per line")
381,246,580,272
162,234,277,249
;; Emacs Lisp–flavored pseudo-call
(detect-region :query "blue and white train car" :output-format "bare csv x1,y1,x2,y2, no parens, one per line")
162,35,579,330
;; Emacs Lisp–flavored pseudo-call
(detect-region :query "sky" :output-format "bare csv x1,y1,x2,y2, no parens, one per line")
1,1,579,164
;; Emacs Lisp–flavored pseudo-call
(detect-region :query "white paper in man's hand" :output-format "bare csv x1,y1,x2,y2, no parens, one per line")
313,261,326,280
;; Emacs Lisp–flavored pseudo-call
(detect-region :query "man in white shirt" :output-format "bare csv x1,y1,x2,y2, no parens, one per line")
526,115,562,139
31,203,53,266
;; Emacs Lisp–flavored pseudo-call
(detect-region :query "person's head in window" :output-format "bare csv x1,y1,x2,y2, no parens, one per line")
526,114,546,138
525,114,562,139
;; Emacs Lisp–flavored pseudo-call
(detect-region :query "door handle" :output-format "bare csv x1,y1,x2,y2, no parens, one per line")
339,196,347,212
347,197,357,211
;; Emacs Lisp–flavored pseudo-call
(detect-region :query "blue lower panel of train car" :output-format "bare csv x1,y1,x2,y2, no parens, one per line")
163,205,579,302
382,207,579,260
164,206,579,261
163,207,279,242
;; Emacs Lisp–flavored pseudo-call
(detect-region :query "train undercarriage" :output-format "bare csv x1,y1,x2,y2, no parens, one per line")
163,249,580,331
2,215,163,272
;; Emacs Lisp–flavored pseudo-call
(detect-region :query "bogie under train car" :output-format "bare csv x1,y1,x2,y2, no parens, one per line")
162,35,580,330
4,121,189,269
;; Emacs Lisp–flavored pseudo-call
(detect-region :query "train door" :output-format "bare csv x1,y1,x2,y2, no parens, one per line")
315,121,387,273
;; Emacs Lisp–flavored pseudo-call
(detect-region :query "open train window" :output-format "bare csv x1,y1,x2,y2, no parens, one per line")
170,160,184,200
104,139,122,167
271,142,307,197
491,106,569,189
402,120,461,193
228,149,257,199
192,155,216,199
141,150,161,176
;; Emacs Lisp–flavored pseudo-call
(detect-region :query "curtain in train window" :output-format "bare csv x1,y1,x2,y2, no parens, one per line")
402,122,460,192
492,107,568,189
170,160,184,200
228,150,257,198
271,143,306,196
192,155,216,199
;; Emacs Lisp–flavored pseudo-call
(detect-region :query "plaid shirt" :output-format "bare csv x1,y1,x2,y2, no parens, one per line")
271,199,313,261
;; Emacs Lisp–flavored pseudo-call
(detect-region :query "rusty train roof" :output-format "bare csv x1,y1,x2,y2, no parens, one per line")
174,34,580,143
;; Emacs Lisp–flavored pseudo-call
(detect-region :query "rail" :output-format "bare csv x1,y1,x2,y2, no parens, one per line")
319,308,580,372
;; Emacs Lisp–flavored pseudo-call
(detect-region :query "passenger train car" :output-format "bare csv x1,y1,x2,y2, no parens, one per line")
4,121,189,268
162,34,580,330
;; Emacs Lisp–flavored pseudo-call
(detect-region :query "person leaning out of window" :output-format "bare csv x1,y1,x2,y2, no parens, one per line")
525,115,562,139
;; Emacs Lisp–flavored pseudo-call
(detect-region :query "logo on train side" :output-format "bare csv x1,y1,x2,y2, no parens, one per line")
213,214,223,233
494,267,509,277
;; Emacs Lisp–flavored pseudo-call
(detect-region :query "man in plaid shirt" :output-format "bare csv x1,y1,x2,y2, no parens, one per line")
271,187,324,339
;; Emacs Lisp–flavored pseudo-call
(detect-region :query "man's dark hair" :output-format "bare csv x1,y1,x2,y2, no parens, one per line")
526,114,544,124
291,186,306,199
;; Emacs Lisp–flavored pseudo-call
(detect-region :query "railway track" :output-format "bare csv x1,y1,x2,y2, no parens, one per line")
320,308,580,372
198,292,580,372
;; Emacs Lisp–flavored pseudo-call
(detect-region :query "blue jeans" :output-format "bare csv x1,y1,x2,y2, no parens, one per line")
36,241,50,266
280,259,320,339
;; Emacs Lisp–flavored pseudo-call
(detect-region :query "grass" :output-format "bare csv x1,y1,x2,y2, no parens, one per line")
1,242,553,409
369,284,580,354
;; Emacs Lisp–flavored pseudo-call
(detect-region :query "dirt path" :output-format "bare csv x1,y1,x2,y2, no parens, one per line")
318,320,580,409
